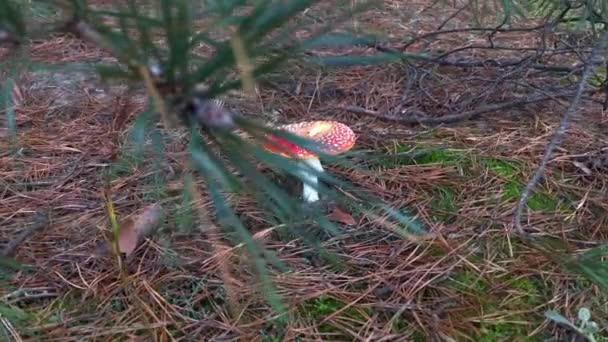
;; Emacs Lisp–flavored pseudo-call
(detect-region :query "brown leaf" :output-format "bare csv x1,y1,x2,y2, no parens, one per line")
327,207,357,226
117,203,163,256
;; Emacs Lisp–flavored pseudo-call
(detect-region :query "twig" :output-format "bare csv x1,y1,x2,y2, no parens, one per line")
513,30,608,234
373,45,579,73
401,25,547,50
437,3,470,31
340,91,581,125
1,211,50,257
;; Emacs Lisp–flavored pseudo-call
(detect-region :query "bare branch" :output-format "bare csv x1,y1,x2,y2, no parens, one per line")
401,25,548,51
372,45,580,73
513,30,608,234
339,90,586,125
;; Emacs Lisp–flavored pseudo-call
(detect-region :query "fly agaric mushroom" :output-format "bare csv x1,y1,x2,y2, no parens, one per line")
261,121,356,203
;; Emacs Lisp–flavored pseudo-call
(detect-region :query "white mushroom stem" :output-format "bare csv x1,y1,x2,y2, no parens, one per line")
296,157,323,203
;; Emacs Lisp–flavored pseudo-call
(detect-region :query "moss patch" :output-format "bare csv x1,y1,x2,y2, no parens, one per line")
430,185,459,222
162,278,215,321
448,270,490,295
302,295,368,321
410,148,469,166
479,322,532,342
479,156,568,213
503,181,561,212
373,143,470,168
446,267,551,341
506,276,545,307
481,157,520,178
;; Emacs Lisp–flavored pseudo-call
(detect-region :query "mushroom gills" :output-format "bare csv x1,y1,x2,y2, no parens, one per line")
296,157,324,203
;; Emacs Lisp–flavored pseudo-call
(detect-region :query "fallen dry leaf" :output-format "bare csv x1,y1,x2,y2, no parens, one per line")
327,207,357,226
117,203,163,256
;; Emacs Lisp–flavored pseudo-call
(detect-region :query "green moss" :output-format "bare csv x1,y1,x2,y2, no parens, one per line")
425,244,449,257
479,156,573,213
162,278,214,321
507,276,544,307
528,192,561,212
481,158,520,179
503,181,521,201
512,277,539,294
0,292,103,339
299,295,370,333
387,317,428,340
477,300,541,341
0,303,32,328
503,181,560,212
304,295,367,319
373,143,470,168
448,270,489,295
479,322,532,342
296,292,354,337
390,316,409,333
109,296,127,312
430,186,458,222
411,148,469,166
309,295,344,316
410,330,427,342
477,275,548,340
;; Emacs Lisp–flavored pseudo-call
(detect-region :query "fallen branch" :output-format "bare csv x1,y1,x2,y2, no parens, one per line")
340,91,581,125
401,25,548,50
514,30,608,234
1,211,50,258
374,45,581,73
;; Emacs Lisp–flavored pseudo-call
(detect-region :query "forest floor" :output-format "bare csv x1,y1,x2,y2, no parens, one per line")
1,0,608,341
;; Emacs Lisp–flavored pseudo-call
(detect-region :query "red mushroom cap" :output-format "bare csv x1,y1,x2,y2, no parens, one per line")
261,121,356,159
